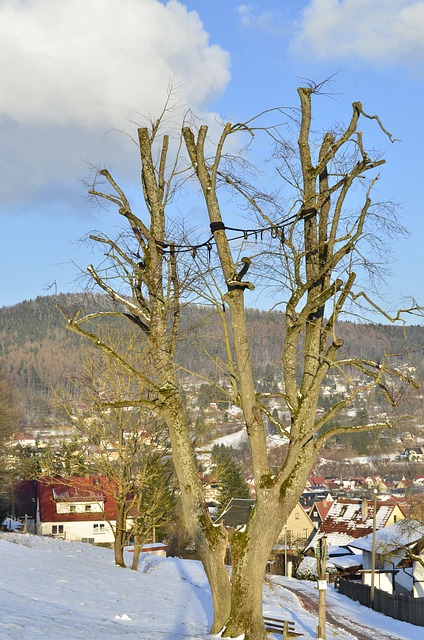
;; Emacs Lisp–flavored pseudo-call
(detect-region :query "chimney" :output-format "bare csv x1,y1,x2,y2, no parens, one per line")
361,499,368,520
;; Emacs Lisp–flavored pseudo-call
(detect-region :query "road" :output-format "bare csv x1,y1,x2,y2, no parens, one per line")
280,583,407,640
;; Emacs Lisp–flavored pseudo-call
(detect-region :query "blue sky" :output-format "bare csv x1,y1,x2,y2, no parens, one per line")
1,0,423,322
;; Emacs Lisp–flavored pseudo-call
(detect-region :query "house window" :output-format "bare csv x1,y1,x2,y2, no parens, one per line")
85,504,92,512
52,525,64,535
69,505,76,513
295,512,299,520
93,523,105,535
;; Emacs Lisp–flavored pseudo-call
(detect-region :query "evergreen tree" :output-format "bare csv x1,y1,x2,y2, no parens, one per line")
215,448,250,513
211,443,233,466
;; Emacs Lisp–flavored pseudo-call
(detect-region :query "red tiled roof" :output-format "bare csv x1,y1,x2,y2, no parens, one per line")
307,476,326,487
37,477,119,523
317,499,402,543
314,499,334,521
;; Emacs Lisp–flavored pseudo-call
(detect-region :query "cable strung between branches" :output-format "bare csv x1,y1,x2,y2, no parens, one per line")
153,210,303,256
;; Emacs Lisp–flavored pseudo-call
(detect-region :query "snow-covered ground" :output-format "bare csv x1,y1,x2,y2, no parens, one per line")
1,532,422,639
211,428,287,450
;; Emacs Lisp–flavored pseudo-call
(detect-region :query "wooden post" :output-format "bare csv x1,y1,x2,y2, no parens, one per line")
370,489,377,608
316,536,327,639
284,525,288,577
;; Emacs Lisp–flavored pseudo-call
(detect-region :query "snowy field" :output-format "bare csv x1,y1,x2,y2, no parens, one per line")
0,532,422,640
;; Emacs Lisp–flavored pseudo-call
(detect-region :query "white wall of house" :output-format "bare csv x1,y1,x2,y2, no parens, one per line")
413,557,424,597
56,501,104,515
362,570,393,594
362,551,424,598
40,519,116,544
362,549,417,594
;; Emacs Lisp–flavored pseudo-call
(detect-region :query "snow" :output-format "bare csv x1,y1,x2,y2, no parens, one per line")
212,428,248,449
349,519,424,554
329,554,362,570
266,433,289,447
2,517,23,531
0,532,422,639
211,429,287,450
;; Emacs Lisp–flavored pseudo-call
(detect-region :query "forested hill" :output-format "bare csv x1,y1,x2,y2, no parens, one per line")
0,294,114,422
1,294,423,425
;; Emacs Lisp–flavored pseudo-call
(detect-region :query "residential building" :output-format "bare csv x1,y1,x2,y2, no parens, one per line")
306,498,408,550
349,519,424,597
14,477,122,545
308,496,334,529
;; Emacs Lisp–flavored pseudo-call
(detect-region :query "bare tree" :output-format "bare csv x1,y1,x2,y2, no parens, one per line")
0,366,23,521
60,108,232,631
180,84,419,637
63,85,419,638
56,343,175,569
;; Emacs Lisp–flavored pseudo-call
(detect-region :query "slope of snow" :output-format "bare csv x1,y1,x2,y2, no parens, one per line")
211,428,287,450
1,532,422,639
211,427,248,449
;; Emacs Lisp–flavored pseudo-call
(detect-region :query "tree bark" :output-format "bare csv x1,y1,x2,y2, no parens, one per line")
114,502,127,568
161,387,232,633
223,444,315,639
131,533,143,571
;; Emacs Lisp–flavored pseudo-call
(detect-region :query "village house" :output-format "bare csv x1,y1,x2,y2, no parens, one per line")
14,477,122,545
398,447,424,462
278,501,315,547
305,475,327,489
308,496,334,529
306,498,408,551
349,519,424,597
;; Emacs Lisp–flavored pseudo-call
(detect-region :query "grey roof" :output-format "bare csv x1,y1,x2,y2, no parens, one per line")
215,498,255,527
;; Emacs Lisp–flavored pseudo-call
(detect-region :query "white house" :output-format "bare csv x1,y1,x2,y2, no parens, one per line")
15,477,123,545
349,519,424,597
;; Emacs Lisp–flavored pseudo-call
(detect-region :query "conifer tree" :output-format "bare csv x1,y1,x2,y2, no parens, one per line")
212,445,250,512
216,456,250,513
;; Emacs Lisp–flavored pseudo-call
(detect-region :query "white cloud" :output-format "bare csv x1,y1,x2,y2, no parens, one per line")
0,0,231,213
236,3,291,36
291,0,424,74
0,0,230,126
236,4,254,28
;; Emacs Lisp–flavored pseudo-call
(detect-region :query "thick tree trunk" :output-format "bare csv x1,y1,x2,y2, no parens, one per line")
223,447,316,639
160,385,232,633
224,542,269,639
223,496,283,640
197,535,232,633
